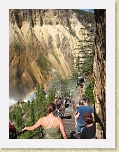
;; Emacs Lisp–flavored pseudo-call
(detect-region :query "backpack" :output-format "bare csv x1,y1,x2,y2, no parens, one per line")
9,123,17,139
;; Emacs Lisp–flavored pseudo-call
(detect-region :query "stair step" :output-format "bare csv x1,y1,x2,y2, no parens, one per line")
62,102,77,138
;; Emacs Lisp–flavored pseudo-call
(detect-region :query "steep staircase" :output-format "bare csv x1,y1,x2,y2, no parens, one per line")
62,102,77,139
61,86,83,138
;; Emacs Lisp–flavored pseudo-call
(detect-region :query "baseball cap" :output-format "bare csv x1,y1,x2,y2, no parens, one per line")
82,97,89,102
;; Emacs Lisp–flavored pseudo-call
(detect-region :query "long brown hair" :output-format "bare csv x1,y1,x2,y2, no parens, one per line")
47,103,56,114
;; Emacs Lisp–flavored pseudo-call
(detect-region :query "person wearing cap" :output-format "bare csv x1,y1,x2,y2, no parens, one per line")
75,97,94,136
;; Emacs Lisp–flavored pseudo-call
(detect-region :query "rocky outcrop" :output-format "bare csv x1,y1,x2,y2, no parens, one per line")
9,9,90,100
93,9,106,138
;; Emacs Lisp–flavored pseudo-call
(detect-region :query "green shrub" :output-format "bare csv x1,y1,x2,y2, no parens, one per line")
53,53,60,64
85,79,94,105
37,53,51,71
10,41,24,51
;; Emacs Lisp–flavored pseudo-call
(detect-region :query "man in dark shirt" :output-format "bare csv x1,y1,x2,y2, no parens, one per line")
80,112,96,139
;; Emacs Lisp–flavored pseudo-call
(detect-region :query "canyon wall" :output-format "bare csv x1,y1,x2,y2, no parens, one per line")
93,9,106,138
9,9,87,100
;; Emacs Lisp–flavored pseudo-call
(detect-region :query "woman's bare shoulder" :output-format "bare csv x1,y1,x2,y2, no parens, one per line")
38,116,46,121
55,116,62,122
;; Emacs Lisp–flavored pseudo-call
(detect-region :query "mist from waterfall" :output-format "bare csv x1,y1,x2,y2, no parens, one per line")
9,91,36,107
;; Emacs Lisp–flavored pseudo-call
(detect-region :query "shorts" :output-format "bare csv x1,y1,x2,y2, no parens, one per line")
76,122,85,133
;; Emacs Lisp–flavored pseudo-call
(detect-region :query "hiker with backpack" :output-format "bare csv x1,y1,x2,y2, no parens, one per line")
75,97,94,137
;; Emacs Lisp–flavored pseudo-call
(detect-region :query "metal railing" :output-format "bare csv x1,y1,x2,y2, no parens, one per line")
16,125,45,139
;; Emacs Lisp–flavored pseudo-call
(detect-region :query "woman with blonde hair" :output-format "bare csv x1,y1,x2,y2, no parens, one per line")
22,103,67,139
74,100,83,127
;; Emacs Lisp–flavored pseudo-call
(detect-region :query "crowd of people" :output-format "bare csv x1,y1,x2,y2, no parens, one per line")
9,95,96,139
54,95,71,116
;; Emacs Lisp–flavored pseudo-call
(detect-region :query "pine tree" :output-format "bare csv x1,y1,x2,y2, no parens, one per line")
30,101,35,125
46,88,55,104
75,28,95,76
74,10,95,77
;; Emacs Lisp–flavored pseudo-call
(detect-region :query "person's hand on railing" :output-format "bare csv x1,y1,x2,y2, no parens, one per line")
22,127,27,132
16,129,27,137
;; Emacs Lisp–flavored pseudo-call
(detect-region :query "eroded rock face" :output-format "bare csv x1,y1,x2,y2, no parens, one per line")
9,9,87,100
93,9,106,138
